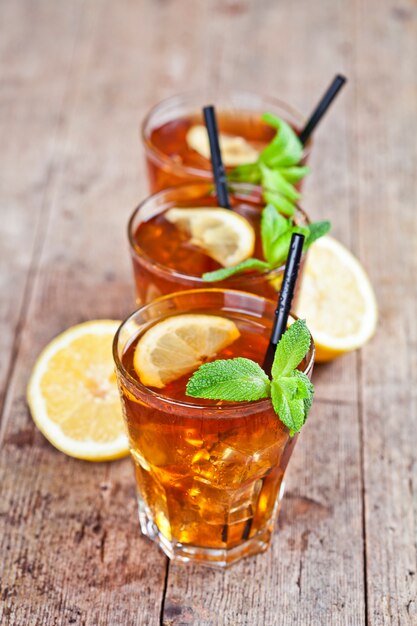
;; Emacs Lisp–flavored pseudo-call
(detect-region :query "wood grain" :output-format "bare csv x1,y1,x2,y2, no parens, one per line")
353,0,417,623
0,0,415,624
0,1,168,624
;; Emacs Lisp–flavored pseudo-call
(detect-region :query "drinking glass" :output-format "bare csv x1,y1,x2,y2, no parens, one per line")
141,89,311,192
128,181,309,305
113,289,315,567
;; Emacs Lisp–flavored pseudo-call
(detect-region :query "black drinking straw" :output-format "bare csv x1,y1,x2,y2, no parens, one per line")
262,233,305,375
298,74,347,146
241,233,305,543
203,105,231,209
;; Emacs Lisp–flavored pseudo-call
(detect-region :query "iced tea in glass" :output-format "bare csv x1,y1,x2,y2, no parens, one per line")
128,181,309,305
113,289,315,567
141,90,311,192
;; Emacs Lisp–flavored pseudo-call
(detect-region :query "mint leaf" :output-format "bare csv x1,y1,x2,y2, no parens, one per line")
266,224,309,267
281,165,310,184
186,358,271,401
260,111,282,130
292,370,313,399
271,319,311,379
261,204,289,263
260,114,304,166
271,380,306,436
274,375,299,399
227,163,261,184
202,258,270,282
293,370,314,420
270,324,313,435
263,189,296,217
304,221,331,249
259,164,300,202
266,230,293,267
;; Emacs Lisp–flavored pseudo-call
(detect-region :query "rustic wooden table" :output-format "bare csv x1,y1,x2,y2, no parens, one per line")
1,1,416,624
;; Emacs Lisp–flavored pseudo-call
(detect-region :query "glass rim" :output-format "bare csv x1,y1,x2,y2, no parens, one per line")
141,89,309,177
113,288,315,415
127,181,310,286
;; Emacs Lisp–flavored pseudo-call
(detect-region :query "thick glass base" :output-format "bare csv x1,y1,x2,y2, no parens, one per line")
137,481,285,569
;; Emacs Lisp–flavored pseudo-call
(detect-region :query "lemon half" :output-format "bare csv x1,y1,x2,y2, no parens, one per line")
27,320,128,461
295,236,378,362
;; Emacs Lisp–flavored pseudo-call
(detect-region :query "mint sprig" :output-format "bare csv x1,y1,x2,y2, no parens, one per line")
200,111,331,283
202,203,330,282
304,221,331,248
186,319,313,435
228,112,309,217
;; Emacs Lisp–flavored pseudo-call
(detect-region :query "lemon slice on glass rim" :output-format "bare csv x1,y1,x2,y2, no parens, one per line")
295,236,378,362
186,124,260,166
134,313,240,388
165,207,255,268
27,320,129,461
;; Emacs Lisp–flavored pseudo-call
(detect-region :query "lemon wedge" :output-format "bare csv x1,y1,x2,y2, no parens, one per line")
186,125,259,166
165,207,255,267
295,236,378,362
134,314,240,388
27,320,129,461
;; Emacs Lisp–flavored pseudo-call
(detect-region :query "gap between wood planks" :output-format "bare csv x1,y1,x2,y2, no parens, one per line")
350,39,369,624
160,559,171,626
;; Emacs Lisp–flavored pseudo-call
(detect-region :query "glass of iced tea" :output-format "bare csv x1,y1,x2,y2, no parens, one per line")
141,89,311,192
113,289,315,568
128,181,309,305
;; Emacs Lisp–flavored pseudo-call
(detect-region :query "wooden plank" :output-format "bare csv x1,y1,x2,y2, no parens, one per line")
0,0,85,413
0,449,163,626
354,0,417,623
162,0,366,624
0,0,171,623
